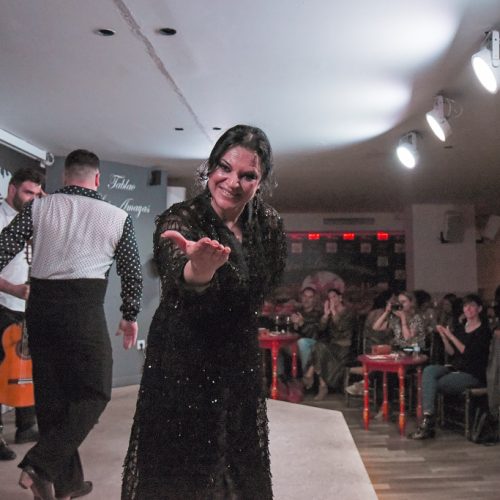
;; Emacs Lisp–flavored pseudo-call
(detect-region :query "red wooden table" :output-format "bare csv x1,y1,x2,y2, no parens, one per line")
258,331,299,400
358,353,428,436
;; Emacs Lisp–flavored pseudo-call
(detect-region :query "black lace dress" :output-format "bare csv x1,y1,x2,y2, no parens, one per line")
122,192,286,500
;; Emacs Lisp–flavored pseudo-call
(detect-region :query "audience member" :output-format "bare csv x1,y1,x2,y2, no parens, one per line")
409,294,491,440
372,291,425,350
290,287,321,373
303,288,356,400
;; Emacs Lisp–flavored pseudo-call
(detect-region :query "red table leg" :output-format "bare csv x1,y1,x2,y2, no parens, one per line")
363,364,370,430
382,371,389,421
398,365,406,436
290,342,298,378
416,366,423,423
270,343,279,400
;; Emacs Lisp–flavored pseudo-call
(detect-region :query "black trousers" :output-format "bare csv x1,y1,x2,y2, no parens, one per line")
0,304,36,432
19,279,112,497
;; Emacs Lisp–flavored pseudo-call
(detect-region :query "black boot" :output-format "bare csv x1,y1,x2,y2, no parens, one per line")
0,435,16,461
408,413,436,440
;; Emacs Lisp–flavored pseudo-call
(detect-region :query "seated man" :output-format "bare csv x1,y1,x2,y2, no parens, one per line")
291,287,321,374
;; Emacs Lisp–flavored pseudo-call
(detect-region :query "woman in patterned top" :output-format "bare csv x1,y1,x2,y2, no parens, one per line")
122,125,287,499
372,290,426,350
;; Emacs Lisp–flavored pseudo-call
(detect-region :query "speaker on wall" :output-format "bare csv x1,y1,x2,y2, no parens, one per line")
482,215,500,241
149,169,163,186
440,210,464,243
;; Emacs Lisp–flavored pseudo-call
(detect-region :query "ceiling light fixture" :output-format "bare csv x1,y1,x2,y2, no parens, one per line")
94,28,116,37
471,30,500,93
425,95,452,142
158,28,177,36
0,128,53,166
396,132,419,169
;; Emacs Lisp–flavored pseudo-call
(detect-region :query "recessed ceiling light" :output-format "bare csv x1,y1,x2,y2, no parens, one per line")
174,127,184,131
94,28,116,37
212,127,221,131
158,28,177,36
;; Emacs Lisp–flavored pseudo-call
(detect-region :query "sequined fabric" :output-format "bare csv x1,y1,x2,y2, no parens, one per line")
122,192,286,500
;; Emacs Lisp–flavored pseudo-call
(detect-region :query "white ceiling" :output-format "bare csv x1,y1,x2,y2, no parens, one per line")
1,0,500,213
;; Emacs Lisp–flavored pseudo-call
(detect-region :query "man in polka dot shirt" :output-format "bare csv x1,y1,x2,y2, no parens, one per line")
0,149,143,500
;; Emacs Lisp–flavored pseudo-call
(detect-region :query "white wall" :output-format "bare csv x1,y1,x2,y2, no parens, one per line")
407,204,477,295
167,186,186,209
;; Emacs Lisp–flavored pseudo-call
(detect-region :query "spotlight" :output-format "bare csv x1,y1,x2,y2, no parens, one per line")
426,95,452,142
396,132,418,169
471,30,500,94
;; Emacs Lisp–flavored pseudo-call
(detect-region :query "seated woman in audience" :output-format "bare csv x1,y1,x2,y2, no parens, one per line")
409,294,492,440
363,290,396,353
303,288,356,400
346,292,425,410
436,293,458,328
431,293,459,363
372,291,426,350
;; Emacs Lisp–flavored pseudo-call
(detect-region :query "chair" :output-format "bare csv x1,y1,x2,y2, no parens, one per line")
344,333,382,410
437,387,488,439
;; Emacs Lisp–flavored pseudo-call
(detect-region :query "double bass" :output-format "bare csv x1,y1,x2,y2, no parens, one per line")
0,243,34,407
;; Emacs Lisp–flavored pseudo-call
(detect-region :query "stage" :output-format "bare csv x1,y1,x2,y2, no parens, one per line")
0,386,376,499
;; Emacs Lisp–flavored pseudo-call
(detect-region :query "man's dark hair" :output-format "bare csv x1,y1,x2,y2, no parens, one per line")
301,286,316,295
9,167,45,188
65,149,100,179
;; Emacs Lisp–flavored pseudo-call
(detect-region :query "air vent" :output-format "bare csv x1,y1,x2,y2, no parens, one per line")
323,217,375,225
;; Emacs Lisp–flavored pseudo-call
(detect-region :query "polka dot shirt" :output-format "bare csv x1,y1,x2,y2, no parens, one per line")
0,185,143,321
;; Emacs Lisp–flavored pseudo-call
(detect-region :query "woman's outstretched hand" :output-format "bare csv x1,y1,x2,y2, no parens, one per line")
160,230,231,286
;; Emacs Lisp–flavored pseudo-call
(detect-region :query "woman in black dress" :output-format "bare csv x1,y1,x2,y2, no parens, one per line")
122,125,286,499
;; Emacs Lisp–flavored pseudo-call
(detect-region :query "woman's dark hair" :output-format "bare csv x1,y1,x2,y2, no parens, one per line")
197,124,274,192
326,288,342,296
372,290,394,310
413,289,431,309
443,293,457,304
462,294,487,324
462,294,483,308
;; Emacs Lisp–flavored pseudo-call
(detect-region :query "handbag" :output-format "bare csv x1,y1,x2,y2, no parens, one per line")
470,408,499,445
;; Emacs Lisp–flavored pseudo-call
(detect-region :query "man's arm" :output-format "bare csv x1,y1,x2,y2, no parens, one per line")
115,216,143,349
0,277,29,299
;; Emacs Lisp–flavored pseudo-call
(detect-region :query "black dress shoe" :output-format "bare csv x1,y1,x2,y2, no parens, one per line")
19,465,55,500
0,437,16,460
56,481,93,499
15,426,39,444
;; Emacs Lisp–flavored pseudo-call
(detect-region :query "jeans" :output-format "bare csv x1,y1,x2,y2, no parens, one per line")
422,364,481,415
297,337,317,372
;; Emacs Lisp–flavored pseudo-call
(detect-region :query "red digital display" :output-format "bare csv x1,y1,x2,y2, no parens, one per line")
308,233,321,240
342,233,355,240
377,232,389,241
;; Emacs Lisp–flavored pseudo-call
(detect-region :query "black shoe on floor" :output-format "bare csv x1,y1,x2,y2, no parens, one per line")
0,438,16,460
408,413,436,440
56,480,93,499
15,426,39,444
